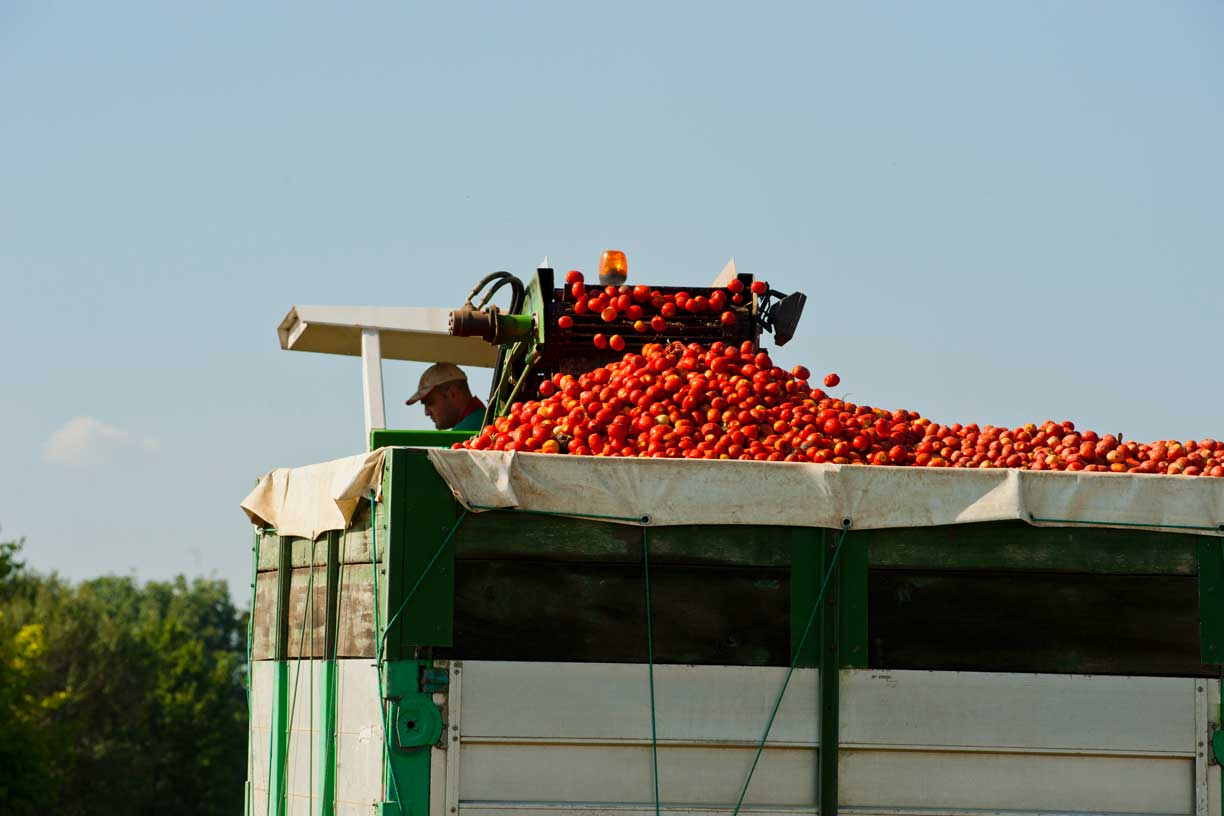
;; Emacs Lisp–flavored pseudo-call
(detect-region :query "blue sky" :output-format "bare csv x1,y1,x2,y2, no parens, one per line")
1,2,1221,596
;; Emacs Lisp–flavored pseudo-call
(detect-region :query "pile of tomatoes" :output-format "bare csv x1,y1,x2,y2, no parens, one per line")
459,341,1224,478
559,269,766,350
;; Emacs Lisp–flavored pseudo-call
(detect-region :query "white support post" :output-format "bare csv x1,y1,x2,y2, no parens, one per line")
361,328,386,446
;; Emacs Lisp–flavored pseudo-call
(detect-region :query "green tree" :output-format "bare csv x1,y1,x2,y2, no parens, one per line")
0,533,249,815
0,535,67,815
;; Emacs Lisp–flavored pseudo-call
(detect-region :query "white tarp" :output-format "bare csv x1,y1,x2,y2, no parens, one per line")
427,449,1224,536
240,449,386,539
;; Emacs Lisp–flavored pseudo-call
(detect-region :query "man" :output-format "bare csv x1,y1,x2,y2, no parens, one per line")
405,363,487,431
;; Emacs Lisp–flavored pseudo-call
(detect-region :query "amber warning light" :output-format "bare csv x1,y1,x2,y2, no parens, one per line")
598,250,628,286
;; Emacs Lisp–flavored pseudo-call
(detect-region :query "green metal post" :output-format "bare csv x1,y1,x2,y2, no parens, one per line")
375,449,459,815
267,537,292,816
384,450,456,658
792,528,866,670
317,531,341,816
245,532,261,816
791,528,822,669
1198,537,1224,665
838,533,868,670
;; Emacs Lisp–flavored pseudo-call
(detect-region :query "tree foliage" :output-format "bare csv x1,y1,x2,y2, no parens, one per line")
0,534,248,815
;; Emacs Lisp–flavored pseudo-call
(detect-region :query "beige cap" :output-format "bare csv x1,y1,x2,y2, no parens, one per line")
405,363,468,405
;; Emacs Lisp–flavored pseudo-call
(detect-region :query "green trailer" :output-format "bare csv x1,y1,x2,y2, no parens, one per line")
255,259,1224,814
244,438,1224,816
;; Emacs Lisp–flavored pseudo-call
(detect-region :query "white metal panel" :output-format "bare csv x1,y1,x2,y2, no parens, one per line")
249,660,276,813
842,669,1197,755
462,661,819,745
455,661,1212,815
462,743,818,805
1211,679,1222,816
840,749,1192,813
1199,680,1211,815
335,659,385,809
284,661,325,809
445,662,464,816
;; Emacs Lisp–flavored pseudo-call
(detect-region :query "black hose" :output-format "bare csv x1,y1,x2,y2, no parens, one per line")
465,270,525,422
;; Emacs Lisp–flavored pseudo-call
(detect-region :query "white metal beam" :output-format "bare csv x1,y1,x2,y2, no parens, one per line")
361,329,386,444
278,305,498,368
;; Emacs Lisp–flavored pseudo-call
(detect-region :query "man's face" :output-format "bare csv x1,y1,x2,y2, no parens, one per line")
421,382,463,430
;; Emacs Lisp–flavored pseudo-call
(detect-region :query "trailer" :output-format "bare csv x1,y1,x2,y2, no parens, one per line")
246,256,1224,815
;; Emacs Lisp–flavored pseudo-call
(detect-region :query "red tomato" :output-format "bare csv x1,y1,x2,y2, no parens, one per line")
593,333,608,349
720,311,735,326
565,270,584,285
824,373,840,388
751,280,768,295
557,315,573,329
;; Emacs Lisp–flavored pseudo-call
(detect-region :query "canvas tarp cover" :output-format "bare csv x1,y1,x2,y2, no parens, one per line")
241,449,386,539
426,449,1224,536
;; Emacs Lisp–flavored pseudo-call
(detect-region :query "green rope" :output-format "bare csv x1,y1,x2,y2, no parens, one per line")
308,546,315,814
1030,514,1224,532
282,556,315,810
329,532,346,814
468,503,649,525
245,533,260,816
369,493,405,809
643,529,660,816
379,510,470,657
730,521,852,816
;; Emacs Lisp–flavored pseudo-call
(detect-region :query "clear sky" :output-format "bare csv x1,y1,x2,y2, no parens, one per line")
2,2,1221,597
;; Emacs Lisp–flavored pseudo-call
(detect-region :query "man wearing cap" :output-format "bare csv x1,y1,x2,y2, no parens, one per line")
406,363,486,431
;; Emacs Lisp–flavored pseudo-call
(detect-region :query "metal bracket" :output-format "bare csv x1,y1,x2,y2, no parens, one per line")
421,667,450,694
392,695,444,751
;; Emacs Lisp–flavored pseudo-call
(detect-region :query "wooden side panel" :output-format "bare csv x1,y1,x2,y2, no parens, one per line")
285,566,328,659
870,569,1212,676
451,560,789,666
256,529,280,572
336,563,376,658
339,510,375,566
865,520,1198,574
252,571,280,660
457,513,791,567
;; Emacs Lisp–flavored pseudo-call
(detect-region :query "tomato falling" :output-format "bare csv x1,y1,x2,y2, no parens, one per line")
458,342,1224,478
